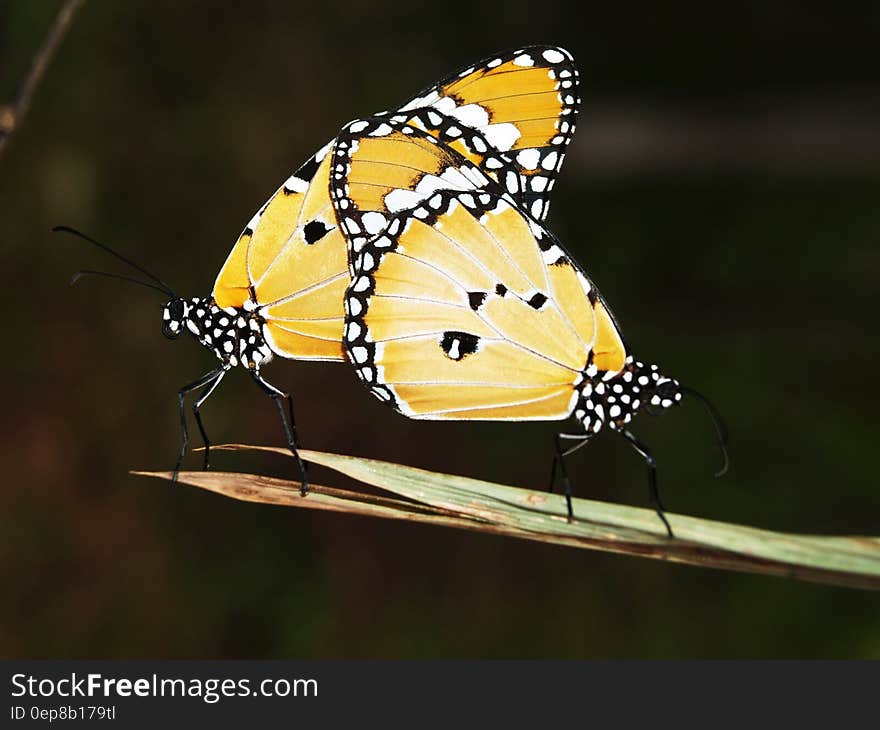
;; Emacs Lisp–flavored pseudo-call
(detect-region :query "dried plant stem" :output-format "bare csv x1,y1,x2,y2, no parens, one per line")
0,0,84,160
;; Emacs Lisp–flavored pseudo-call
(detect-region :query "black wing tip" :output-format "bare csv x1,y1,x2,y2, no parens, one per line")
499,44,576,65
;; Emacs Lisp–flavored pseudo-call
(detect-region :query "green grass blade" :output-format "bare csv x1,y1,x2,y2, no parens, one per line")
135,444,880,591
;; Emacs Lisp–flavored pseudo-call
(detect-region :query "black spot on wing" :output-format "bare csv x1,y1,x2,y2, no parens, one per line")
468,291,487,311
440,331,480,361
495,283,508,297
536,232,552,252
303,219,332,244
296,154,321,183
527,292,548,309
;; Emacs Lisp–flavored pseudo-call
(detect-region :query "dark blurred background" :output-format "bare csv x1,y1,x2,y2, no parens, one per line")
2,1,878,658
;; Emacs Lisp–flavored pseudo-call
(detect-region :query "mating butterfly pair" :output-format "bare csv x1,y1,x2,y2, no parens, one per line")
66,45,726,537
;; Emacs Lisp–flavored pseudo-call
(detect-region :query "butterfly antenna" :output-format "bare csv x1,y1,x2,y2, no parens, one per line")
53,225,176,297
681,385,729,477
70,269,174,295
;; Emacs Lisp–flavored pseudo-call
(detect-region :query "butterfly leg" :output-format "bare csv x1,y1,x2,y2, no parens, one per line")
250,371,309,496
619,429,674,538
174,366,226,481
191,367,228,471
548,432,593,521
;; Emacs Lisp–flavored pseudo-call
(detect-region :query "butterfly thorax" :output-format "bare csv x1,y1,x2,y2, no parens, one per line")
162,296,273,370
574,357,682,434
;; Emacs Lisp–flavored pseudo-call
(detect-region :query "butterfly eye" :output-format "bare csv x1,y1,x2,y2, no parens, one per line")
657,381,677,400
170,298,185,320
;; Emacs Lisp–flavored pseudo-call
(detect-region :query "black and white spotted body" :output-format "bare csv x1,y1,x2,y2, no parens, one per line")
573,357,683,436
161,296,273,372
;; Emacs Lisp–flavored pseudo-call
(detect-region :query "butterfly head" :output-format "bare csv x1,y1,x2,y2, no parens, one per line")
575,357,729,475
161,297,190,339
641,371,684,417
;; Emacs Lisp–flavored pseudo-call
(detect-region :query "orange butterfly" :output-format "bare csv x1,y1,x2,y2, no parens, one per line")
329,116,728,536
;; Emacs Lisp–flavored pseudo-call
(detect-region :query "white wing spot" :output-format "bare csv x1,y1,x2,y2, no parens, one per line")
432,97,456,114
351,346,368,364
541,151,559,170
449,104,489,128
483,123,521,152
361,211,388,234
352,276,370,293
283,175,309,193
368,123,393,137
385,188,424,212
516,148,541,170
